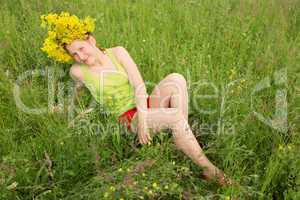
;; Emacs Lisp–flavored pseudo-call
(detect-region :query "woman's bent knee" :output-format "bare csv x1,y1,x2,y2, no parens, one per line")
166,73,187,85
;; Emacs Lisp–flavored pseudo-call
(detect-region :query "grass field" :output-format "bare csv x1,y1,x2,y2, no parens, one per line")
0,0,299,199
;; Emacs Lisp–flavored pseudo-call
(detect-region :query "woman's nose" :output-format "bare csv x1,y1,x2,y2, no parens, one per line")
77,52,87,61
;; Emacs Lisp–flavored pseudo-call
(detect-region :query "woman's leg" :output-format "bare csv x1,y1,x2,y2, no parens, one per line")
130,73,188,132
145,107,225,185
145,73,226,185
149,73,189,122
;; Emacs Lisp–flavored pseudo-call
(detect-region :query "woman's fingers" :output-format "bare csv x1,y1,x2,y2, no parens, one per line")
145,132,152,144
146,132,151,143
137,118,151,144
138,132,146,144
139,134,144,144
142,132,148,144
141,135,145,144
139,131,151,145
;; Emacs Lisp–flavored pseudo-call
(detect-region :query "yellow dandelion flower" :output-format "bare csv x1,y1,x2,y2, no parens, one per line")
228,68,237,81
278,144,284,151
40,11,96,63
148,190,153,195
152,182,158,188
109,186,116,191
104,192,109,198
287,144,293,150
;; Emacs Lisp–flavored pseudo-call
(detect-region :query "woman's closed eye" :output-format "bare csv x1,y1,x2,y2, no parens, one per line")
74,54,80,61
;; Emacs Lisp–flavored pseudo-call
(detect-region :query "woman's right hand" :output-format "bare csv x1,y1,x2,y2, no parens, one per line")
137,115,151,145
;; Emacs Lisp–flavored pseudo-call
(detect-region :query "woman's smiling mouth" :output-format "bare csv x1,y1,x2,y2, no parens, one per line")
83,56,89,63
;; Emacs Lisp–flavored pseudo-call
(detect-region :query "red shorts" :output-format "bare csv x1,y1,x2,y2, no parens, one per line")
118,97,150,131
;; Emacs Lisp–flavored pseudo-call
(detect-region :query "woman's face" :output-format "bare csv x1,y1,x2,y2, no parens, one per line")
65,36,97,65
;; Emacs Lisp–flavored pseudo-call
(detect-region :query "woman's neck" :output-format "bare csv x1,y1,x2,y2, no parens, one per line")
88,47,109,68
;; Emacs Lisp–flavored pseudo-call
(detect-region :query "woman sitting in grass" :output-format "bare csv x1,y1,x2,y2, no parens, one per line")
40,12,231,186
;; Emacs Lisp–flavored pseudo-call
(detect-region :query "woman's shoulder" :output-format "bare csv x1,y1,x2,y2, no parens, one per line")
107,46,132,67
107,46,128,57
69,63,85,82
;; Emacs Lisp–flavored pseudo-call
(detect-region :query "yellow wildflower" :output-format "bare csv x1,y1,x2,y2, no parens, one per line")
228,68,237,81
109,186,116,191
152,182,159,189
40,12,96,63
103,192,109,198
287,144,293,150
279,144,284,151
148,190,153,195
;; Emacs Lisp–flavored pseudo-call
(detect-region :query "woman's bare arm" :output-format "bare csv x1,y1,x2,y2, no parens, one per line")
69,64,85,103
113,47,148,113
114,46,151,144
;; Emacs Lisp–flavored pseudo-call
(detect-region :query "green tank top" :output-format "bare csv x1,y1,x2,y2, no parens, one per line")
80,48,136,117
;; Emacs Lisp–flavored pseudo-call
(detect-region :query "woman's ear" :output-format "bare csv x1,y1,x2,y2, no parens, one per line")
87,34,97,47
